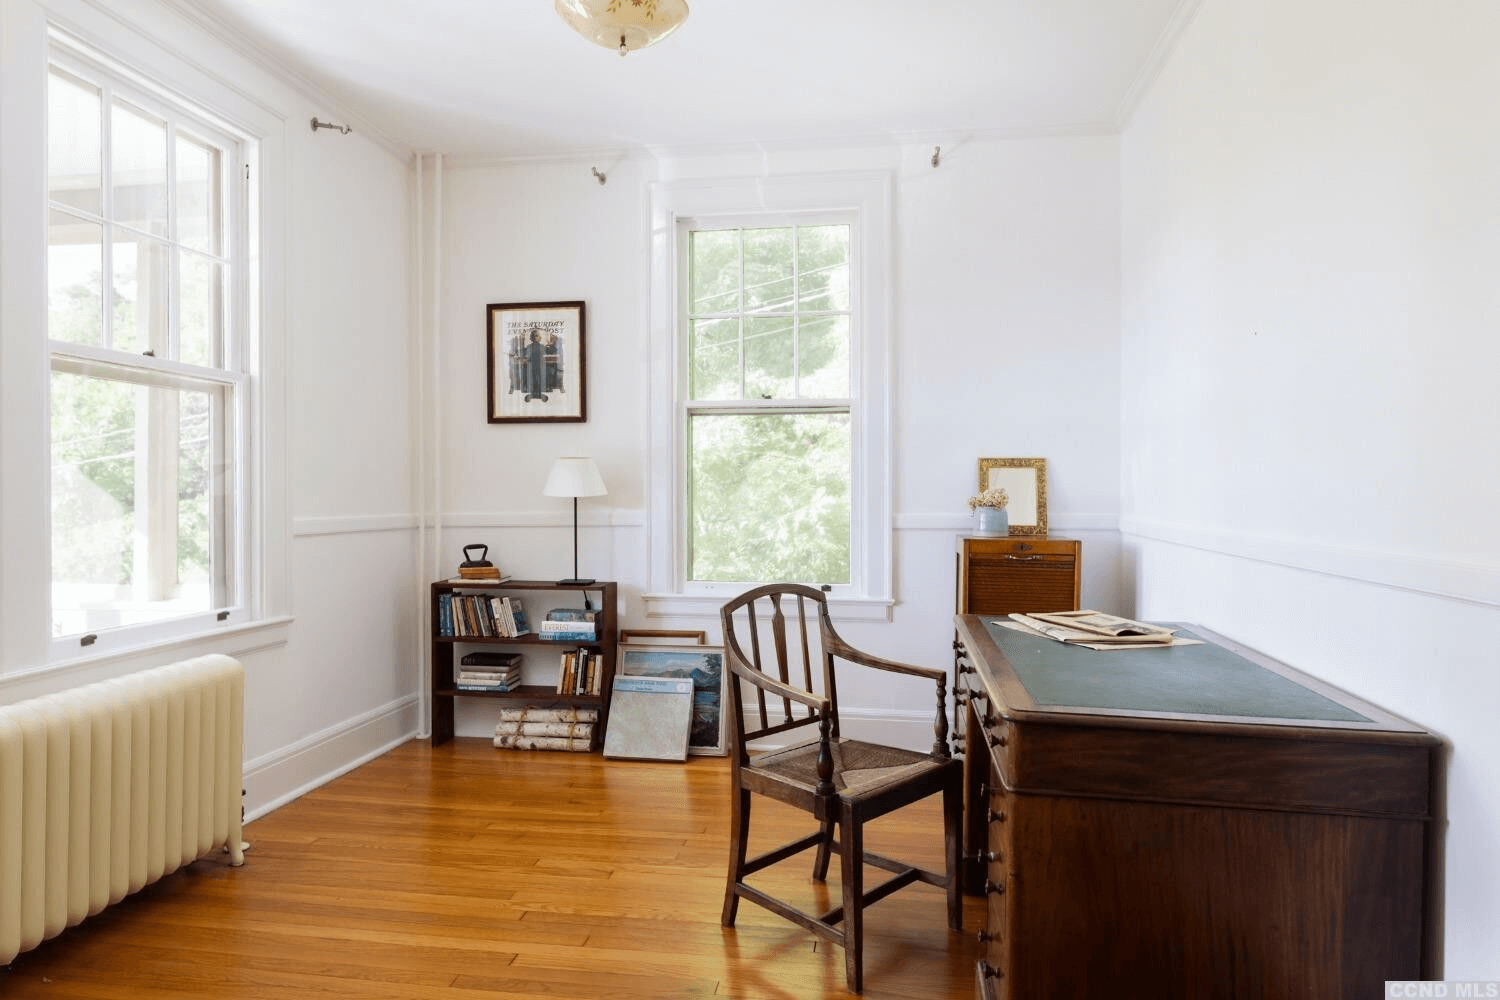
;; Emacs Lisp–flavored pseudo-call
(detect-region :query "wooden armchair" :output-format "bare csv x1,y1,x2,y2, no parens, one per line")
718,584,963,994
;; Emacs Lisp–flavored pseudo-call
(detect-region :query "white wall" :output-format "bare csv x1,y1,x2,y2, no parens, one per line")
430,137,1125,738
1120,0,1500,976
0,0,420,819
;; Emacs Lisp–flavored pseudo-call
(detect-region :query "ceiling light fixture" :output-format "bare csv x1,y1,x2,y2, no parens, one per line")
555,0,690,57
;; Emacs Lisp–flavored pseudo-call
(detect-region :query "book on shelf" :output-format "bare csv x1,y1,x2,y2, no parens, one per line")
457,670,519,685
461,651,523,668
450,570,511,583
544,608,599,623
538,619,596,634
456,682,520,693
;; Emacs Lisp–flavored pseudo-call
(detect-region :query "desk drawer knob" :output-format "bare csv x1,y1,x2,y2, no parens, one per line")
987,808,1008,824
986,732,1007,748
984,879,1006,896
977,929,998,944
980,961,1003,980
967,849,1003,864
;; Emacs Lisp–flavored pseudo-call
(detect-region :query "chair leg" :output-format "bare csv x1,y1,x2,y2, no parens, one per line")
812,816,835,882
943,776,964,931
722,787,751,927
839,806,864,994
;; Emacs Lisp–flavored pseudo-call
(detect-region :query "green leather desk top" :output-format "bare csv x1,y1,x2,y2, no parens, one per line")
980,618,1371,723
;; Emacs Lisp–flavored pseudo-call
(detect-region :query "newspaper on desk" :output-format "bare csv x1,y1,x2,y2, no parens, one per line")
996,610,1203,651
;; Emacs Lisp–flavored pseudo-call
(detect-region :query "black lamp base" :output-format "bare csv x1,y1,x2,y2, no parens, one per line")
557,577,596,586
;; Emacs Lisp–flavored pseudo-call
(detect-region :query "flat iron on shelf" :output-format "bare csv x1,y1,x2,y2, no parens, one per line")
457,544,506,581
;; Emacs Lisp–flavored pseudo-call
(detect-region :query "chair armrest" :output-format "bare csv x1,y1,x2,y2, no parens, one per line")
828,637,946,683
728,659,831,714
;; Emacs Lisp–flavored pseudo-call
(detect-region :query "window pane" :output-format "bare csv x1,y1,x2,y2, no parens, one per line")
48,210,104,346
798,225,849,312
112,235,169,354
690,229,740,314
797,315,850,398
111,99,168,237
179,252,222,367
51,370,228,637
48,71,102,216
176,132,221,254
743,227,794,312
688,411,851,584
744,315,795,399
690,317,740,400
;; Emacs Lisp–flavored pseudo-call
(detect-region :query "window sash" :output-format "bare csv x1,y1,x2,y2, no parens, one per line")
678,214,859,590
45,40,249,651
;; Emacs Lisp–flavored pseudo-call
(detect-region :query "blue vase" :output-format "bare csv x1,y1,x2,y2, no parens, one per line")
975,506,1009,536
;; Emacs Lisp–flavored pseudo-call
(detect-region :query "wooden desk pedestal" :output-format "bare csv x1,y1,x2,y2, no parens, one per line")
955,615,1441,999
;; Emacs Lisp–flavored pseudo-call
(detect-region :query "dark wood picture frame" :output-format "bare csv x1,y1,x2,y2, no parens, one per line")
486,300,586,423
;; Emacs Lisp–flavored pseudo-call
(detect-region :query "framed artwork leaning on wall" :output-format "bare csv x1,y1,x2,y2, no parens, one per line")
617,643,727,755
486,300,586,422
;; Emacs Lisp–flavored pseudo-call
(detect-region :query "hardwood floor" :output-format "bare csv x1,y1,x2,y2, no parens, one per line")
1,738,984,999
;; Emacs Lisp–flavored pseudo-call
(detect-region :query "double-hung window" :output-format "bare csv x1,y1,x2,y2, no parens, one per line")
46,46,247,645
684,219,854,585
648,174,893,618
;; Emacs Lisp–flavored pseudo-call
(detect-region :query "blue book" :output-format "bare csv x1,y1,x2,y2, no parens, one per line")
539,630,597,642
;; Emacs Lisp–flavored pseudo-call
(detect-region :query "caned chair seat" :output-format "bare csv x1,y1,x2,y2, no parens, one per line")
719,584,962,994
748,738,950,801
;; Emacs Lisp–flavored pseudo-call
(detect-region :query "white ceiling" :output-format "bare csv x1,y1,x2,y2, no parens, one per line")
172,0,1191,159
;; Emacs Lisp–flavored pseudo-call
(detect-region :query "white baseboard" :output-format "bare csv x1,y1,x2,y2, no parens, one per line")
244,695,420,822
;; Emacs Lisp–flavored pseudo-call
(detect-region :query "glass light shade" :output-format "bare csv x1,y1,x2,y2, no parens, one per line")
543,456,607,498
555,0,689,56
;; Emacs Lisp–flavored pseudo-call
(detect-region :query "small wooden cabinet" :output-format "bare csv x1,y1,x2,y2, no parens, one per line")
955,536,1080,617
429,579,618,749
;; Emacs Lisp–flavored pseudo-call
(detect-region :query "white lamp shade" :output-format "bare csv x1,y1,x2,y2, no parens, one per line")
543,456,607,498
555,0,689,54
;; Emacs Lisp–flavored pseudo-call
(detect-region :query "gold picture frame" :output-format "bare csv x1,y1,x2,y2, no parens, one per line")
977,457,1048,536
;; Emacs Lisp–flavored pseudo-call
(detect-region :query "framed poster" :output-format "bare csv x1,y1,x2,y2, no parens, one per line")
977,457,1048,535
617,643,727,756
486,300,586,423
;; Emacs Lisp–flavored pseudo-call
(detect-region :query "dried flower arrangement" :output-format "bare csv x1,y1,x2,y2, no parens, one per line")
967,487,1010,511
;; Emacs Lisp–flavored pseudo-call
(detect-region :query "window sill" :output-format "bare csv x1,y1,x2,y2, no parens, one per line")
642,592,893,623
18,615,294,689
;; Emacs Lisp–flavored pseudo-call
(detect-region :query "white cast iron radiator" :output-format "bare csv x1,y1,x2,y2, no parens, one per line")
0,654,245,964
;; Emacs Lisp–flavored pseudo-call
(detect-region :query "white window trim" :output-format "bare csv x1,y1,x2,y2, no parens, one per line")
0,5,289,674
645,172,894,622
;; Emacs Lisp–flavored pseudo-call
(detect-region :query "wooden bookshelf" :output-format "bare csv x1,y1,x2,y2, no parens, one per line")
429,579,618,748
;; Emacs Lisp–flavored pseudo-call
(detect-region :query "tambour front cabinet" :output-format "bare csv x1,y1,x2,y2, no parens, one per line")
955,614,1441,999
956,536,1080,617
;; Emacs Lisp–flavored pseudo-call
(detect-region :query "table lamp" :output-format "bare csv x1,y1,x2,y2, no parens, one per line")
542,456,607,585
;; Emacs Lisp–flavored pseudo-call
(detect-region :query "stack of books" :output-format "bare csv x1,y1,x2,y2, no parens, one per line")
456,651,522,692
538,608,597,642
492,706,596,752
455,565,508,582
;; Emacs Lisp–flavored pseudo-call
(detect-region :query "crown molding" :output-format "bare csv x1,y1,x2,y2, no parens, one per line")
1113,0,1205,130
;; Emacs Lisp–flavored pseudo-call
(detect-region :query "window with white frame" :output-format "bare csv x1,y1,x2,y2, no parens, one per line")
46,47,247,643
683,218,854,585
648,174,893,617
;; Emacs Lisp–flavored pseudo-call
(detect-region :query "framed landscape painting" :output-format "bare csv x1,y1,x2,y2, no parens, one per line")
486,300,586,423
617,643,727,756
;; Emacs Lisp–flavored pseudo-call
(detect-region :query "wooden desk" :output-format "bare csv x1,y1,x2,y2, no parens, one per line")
955,615,1441,999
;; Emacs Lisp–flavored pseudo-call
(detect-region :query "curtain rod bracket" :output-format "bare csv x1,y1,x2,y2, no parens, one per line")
931,145,941,168
310,117,352,135
592,166,607,185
